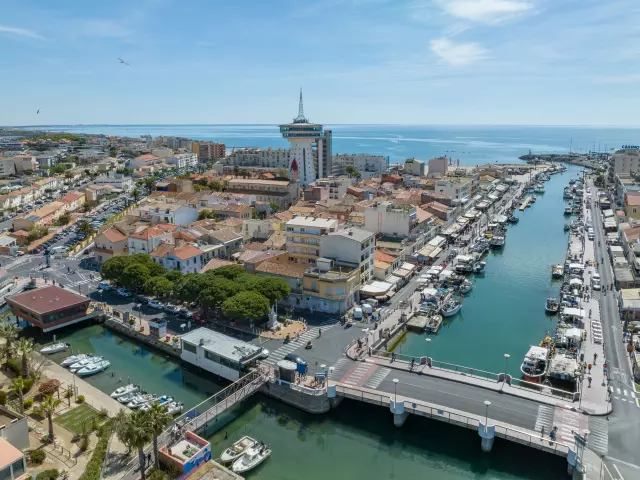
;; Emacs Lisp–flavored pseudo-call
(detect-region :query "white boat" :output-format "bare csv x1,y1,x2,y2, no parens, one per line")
127,394,158,409
489,236,506,249
156,395,173,406
520,346,549,381
231,444,271,474
61,354,91,367
441,299,462,317
459,280,473,294
119,392,140,404
165,401,184,416
69,357,103,373
77,360,110,377
110,384,139,399
220,436,258,464
40,342,70,355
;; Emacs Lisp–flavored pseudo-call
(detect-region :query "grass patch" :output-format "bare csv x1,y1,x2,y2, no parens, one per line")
54,404,101,436
635,383,640,394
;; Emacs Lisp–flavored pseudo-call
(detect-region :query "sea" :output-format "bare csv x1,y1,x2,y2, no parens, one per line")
20,124,640,479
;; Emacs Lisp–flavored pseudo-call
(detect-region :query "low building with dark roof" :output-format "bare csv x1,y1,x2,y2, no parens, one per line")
6,285,96,332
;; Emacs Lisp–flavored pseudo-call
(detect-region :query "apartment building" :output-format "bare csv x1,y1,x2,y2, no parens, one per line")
612,147,640,177
12,201,65,230
151,243,204,274
302,258,360,314
434,177,472,200
320,227,375,285
364,201,418,237
93,172,133,192
404,158,426,176
0,157,16,177
226,178,300,210
225,147,290,169
166,152,198,168
285,216,338,265
314,177,352,200
428,156,448,176
331,153,387,179
193,141,226,161
127,224,178,254
94,226,128,264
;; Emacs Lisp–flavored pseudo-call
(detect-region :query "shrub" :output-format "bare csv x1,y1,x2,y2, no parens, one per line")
78,421,113,480
79,434,89,452
6,358,21,376
23,398,34,409
99,407,109,419
36,469,59,480
64,388,73,399
76,395,85,404
0,390,7,406
30,449,46,465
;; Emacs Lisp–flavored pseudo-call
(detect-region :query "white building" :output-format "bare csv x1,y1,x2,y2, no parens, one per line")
320,227,376,285
166,152,198,168
434,178,472,200
151,243,204,274
137,202,198,226
314,177,352,199
93,172,134,192
364,201,418,237
332,154,387,179
404,158,426,177
180,328,263,381
127,224,177,255
285,216,338,264
0,158,16,177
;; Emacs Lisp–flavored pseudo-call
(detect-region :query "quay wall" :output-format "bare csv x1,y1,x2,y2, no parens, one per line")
260,381,331,414
101,316,182,359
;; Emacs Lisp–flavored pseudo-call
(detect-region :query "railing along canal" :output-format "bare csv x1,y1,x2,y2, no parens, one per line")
334,384,572,457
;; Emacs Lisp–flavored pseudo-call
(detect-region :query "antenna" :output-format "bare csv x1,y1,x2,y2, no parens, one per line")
293,88,308,123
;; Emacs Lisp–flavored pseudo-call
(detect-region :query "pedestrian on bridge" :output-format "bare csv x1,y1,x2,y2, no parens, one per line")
593,352,598,365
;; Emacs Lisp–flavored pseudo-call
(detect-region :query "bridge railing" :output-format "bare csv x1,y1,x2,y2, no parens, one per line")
335,384,572,457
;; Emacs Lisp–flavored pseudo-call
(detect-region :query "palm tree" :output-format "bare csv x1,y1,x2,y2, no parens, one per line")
77,220,94,237
17,338,34,378
9,377,26,414
36,395,61,443
0,323,19,359
131,188,140,203
146,402,172,469
115,410,152,480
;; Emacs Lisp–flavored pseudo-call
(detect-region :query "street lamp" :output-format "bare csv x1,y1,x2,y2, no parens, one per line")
393,378,399,404
484,400,491,425
504,353,510,376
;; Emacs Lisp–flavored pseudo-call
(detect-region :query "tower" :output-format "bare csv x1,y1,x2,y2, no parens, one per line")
280,89,324,185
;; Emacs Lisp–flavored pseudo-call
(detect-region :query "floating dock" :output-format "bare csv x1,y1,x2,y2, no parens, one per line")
519,197,532,211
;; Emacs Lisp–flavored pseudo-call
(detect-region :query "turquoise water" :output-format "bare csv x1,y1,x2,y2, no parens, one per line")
392,165,584,377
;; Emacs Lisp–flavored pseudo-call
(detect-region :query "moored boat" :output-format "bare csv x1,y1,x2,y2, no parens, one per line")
69,357,103,373
127,394,158,409
564,205,572,215
61,354,91,367
441,299,462,317
77,360,110,377
551,265,564,278
489,236,506,249
221,436,258,464
40,342,70,355
520,346,549,382
110,384,139,399
507,216,519,224
232,444,271,474
459,279,473,294
545,297,559,314
165,401,184,416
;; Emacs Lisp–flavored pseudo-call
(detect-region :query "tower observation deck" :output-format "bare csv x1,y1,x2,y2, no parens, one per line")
280,90,329,185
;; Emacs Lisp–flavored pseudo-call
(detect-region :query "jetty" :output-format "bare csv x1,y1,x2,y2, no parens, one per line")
519,197,532,211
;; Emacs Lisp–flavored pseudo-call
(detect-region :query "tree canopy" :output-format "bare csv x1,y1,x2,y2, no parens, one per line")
222,291,270,321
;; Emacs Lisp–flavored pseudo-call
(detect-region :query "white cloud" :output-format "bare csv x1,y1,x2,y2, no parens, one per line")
430,37,487,65
0,24,46,40
434,0,533,24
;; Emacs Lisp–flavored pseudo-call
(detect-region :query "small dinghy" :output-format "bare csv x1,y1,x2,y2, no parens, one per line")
40,343,70,355
221,436,258,464
232,444,271,473
110,384,139,399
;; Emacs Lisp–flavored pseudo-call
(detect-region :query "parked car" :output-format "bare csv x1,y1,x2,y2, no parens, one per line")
117,288,133,298
258,348,269,360
178,309,193,319
164,304,181,314
148,300,164,309
284,353,307,366
98,281,112,290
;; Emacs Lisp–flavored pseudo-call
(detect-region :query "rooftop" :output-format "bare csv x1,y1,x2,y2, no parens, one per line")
7,285,88,314
326,227,374,242
181,327,261,362
100,226,128,243
209,228,243,244
0,437,24,469
286,216,337,228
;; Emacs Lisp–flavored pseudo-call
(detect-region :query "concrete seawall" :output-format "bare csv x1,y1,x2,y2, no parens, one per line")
101,317,182,359
260,381,331,414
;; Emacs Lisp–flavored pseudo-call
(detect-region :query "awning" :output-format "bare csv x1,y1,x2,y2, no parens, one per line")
428,246,443,259
401,262,416,272
563,307,584,318
569,278,583,285
569,263,584,270
393,268,412,279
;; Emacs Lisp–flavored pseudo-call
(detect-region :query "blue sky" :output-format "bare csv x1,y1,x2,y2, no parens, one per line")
1,0,640,126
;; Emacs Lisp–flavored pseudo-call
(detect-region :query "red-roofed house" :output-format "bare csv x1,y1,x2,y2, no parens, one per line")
127,224,177,255
150,242,204,274
94,226,128,264
59,191,86,212
625,192,640,220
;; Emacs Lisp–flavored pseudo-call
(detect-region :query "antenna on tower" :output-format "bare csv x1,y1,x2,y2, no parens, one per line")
294,88,308,123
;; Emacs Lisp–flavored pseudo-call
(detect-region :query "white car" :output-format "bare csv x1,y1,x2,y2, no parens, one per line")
148,300,164,309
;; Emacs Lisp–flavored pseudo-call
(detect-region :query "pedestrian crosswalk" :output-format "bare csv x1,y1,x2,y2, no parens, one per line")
612,386,637,402
364,367,390,389
534,405,554,435
262,323,337,366
588,417,609,456
340,363,377,387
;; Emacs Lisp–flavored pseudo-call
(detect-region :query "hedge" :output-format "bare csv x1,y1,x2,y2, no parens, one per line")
78,421,113,480
0,390,7,406
30,449,46,465
36,469,59,480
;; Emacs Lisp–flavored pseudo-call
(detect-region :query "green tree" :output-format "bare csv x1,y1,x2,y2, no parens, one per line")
77,220,94,237
254,277,291,305
269,201,279,213
146,402,172,469
176,274,216,303
222,292,270,321
9,377,26,414
210,265,246,281
57,213,71,226
101,256,131,284
122,263,150,292
17,337,34,378
144,276,174,299
132,188,141,203
35,395,62,443
115,410,152,480
164,270,183,284
0,323,19,359
199,277,242,312
209,181,223,191
128,254,166,277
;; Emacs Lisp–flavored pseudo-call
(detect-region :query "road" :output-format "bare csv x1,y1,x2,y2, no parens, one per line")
590,178,640,479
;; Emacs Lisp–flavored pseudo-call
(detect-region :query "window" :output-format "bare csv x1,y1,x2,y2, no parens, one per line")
183,341,197,354
205,350,219,363
11,458,25,478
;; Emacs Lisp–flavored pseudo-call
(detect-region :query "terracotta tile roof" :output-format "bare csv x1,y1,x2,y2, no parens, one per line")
7,285,88,314
128,224,177,240
264,231,286,249
11,230,29,236
201,258,236,272
150,243,175,258
626,193,640,206
100,226,128,243
209,228,243,244
255,260,307,278
375,250,397,263
171,244,203,260
61,192,83,203
221,218,244,226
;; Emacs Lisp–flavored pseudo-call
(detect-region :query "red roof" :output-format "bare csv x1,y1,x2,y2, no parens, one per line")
7,285,88,314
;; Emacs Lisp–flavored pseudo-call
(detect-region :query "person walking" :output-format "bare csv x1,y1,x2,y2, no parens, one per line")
593,352,598,365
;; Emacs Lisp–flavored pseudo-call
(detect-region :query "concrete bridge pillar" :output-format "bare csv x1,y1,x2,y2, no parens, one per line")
390,400,409,427
566,448,577,476
327,385,336,398
478,422,495,453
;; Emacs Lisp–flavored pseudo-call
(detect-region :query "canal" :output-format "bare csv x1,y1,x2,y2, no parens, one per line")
392,165,585,377
45,324,569,479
